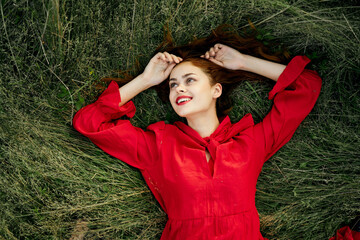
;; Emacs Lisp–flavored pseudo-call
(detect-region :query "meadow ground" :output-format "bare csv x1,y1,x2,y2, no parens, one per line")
0,0,359,239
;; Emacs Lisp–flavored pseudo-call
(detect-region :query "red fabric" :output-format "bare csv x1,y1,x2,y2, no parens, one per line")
208,157,214,177
73,56,322,240
329,226,360,240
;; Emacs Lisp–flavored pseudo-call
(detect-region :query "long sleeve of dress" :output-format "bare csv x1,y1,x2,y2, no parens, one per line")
253,56,322,163
73,81,163,170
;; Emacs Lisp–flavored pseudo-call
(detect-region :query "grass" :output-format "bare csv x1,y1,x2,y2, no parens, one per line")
0,0,359,239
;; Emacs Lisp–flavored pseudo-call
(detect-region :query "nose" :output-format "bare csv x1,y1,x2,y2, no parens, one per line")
176,84,186,93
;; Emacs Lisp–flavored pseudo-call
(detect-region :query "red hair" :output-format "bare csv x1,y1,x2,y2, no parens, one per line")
155,24,290,116
103,24,290,116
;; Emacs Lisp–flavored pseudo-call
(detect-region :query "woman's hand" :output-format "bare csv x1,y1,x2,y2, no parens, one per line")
201,43,246,70
119,52,182,106
142,52,183,87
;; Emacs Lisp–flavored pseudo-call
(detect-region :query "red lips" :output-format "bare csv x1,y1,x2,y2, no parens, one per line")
176,96,193,105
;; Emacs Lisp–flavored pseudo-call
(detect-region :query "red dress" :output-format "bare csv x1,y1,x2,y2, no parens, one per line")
73,56,322,239
329,226,360,240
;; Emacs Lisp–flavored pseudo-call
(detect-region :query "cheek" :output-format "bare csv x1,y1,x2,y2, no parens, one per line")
169,90,174,102
169,91,177,109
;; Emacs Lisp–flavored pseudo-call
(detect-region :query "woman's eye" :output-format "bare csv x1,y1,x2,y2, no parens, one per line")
170,83,177,88
186,78,194,83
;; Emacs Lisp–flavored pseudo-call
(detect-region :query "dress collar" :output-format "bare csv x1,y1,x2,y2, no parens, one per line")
174,114,254,160
174,114,254,145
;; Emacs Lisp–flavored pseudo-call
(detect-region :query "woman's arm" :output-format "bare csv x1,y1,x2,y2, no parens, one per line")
119,52,182,106
241,55,286,82
202,43,285,81
73,52,182,169
203,44,322,164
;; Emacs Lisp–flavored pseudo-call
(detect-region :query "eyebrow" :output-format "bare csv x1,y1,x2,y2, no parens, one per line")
169,73,196,82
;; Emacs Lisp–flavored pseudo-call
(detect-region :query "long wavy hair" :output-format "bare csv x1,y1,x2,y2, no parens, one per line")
103,24,290,117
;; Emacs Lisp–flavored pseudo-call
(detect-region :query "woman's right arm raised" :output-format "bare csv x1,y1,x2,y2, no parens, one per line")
73,52,182,170
119,52,182,106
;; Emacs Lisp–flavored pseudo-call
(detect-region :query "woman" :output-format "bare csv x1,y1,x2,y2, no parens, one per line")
73,26,322,239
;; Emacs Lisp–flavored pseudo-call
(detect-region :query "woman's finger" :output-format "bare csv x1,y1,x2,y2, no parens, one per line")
214,43,223,51
208,57,223,67
157,52,166,61
170,54,178,63
209,47,216,57
170,54,180,63
163,52,173,63
164,62,177,76
204,51,210,59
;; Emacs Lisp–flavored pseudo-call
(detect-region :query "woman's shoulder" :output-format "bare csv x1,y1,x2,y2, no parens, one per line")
144,121,184,146
146,121,166,131
146,121,190,140
146,120,179,132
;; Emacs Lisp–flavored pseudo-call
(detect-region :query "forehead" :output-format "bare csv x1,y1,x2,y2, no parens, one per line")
170,61,205,78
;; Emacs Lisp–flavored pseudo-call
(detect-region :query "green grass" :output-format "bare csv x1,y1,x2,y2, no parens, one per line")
0,0,359,239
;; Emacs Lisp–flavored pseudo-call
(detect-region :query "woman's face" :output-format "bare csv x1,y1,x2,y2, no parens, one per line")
169,61,222,118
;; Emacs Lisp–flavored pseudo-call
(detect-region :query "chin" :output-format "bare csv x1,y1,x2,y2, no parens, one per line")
176,110,201,119
171,105,188,118
173,108,192,118
174,110,188,118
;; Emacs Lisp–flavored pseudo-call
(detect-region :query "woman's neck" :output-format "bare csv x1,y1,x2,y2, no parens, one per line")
186,111,220,138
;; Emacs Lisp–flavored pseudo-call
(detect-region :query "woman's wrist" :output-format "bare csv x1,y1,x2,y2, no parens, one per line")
118,73,153,106
241,54,264,72
137,73,154,90
234,54,248,71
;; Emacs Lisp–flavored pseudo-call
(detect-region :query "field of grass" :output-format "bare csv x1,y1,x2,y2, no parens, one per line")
0,0,359,239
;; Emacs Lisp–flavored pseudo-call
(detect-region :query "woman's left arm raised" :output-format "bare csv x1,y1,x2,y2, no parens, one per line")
202,43,285,81
203,43,322,163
